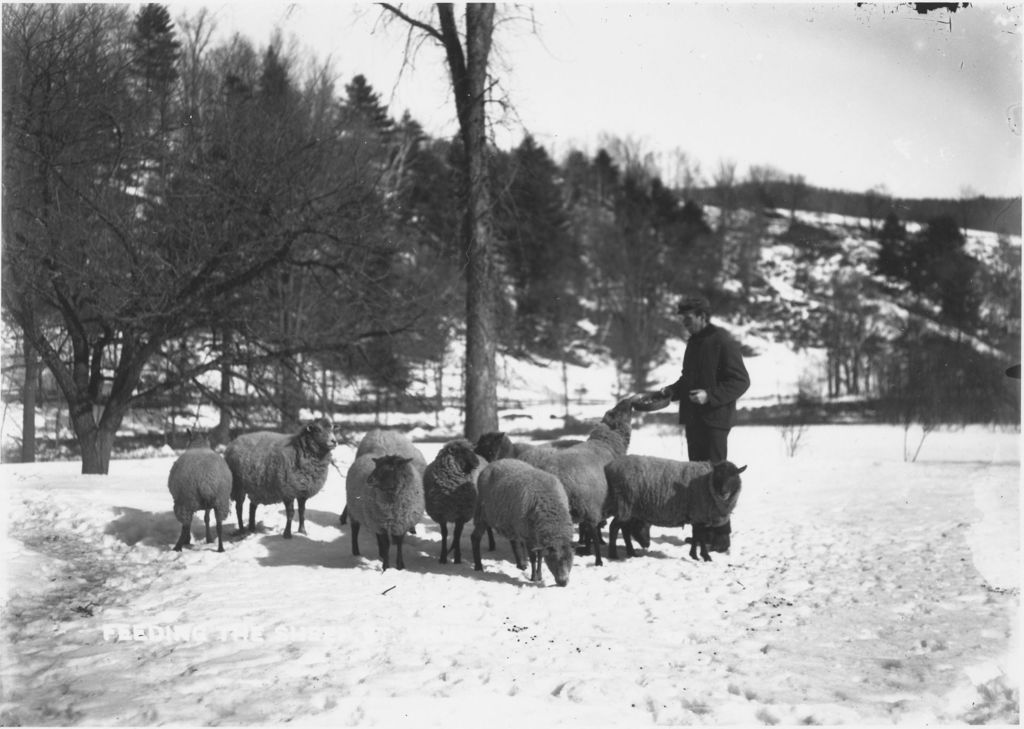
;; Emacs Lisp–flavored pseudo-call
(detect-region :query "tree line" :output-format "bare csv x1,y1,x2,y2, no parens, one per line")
3,4,1019,472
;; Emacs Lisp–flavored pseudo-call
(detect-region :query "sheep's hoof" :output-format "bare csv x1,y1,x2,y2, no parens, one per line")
217,546,225,553
282,532,292,539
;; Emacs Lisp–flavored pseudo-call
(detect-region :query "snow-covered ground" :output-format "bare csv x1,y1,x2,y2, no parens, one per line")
0,421,1019,725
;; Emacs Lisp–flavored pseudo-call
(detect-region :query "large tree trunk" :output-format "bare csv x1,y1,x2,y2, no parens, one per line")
212,329,233,447
21,336,39,463
75,415,117,475
437,3,498,441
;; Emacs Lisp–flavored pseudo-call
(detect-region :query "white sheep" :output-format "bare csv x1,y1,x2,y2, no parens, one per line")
223,418,337,538
423,438,493,564
167,439,232,553
604,456,746,561
340,429,426,527
516,399,634,567
345,430,426,570
471,459,575,586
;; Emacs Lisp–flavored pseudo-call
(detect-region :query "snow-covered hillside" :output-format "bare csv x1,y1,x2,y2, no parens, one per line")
1,422,1018,725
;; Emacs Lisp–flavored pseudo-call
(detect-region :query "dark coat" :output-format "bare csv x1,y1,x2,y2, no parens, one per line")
663,323,750,430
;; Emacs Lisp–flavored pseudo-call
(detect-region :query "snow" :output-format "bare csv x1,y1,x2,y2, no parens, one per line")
1,422,1019,725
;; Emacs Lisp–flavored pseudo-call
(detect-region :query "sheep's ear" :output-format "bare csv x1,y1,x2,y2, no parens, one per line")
736,465,747,474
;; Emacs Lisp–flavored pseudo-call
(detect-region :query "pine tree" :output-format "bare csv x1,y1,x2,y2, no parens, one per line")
340,74,393,139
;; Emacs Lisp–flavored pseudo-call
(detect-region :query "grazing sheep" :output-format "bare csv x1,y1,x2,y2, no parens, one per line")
224,418,337,538
516,399,634,566
345,430,426,570
604,456,745,562
471,459,574,586
167,439,232,553
687,520,732,561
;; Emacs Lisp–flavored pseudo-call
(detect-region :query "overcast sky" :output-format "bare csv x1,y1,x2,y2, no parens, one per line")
183,2,1022,200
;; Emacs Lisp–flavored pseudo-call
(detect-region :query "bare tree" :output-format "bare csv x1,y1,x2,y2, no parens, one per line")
380,3,499,440
2,5,393,472
712,158,738,234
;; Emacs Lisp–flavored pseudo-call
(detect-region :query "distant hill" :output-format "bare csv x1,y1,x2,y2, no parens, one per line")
692,182,1021,236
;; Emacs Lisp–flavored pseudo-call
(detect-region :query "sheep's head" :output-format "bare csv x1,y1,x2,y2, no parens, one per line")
598,399,634,446
474,431,514,462
697,520,732,553
368,455,414,492
543,541,575,587
441,439,480,474
711,461,745,506
304,418,338,454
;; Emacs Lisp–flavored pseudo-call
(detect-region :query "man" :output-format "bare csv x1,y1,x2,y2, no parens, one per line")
659,295,750,463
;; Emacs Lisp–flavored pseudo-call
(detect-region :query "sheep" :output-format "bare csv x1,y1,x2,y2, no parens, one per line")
345,430,426,570
423,439,494,564
471,459,574,586
340,429,426,528
515,399,634,566
604,456,746,562
224,418,337,538
167,437,232,553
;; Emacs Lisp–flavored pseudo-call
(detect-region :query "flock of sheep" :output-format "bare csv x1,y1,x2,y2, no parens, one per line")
166,398,747,586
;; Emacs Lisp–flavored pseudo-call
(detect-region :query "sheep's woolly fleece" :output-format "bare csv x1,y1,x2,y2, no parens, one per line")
0,424,1018,726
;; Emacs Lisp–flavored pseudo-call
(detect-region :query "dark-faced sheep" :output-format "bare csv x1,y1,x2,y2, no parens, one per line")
471,459,574,587
340,429,426,528
167,438,232,553
424,439,494,564
345,430,426,570
224,418,337,538
515,399,634,566
604,456,745,561
346,454,425,571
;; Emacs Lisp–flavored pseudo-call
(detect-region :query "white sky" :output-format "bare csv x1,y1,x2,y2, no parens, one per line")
177,2,1023,200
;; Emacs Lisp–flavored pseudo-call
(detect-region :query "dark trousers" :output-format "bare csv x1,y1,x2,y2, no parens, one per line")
684,424,730,463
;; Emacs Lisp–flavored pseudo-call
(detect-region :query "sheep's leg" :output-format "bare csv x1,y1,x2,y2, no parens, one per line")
215,512,225,553
608,517,622,560
576,524,592,555
470,523,486,572
700,539,711,562
297,496,308,535
487,526,496,551
376,532,391,571
622,520,638,558
282,499,295,539
586,522,603,566
173,521,191,552
351,519,361,556
204,509,213,543
510,540,527,571
438,521,449,564
393,533,406,570
235,497,246,534
529,551,542,582
339,505,348,526
451,519,466,564
247,502,258,533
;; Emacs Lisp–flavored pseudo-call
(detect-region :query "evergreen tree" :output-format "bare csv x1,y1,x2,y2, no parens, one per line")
340,74,394,140
130,3,180,128
874,212,908,281
498,135,584,356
